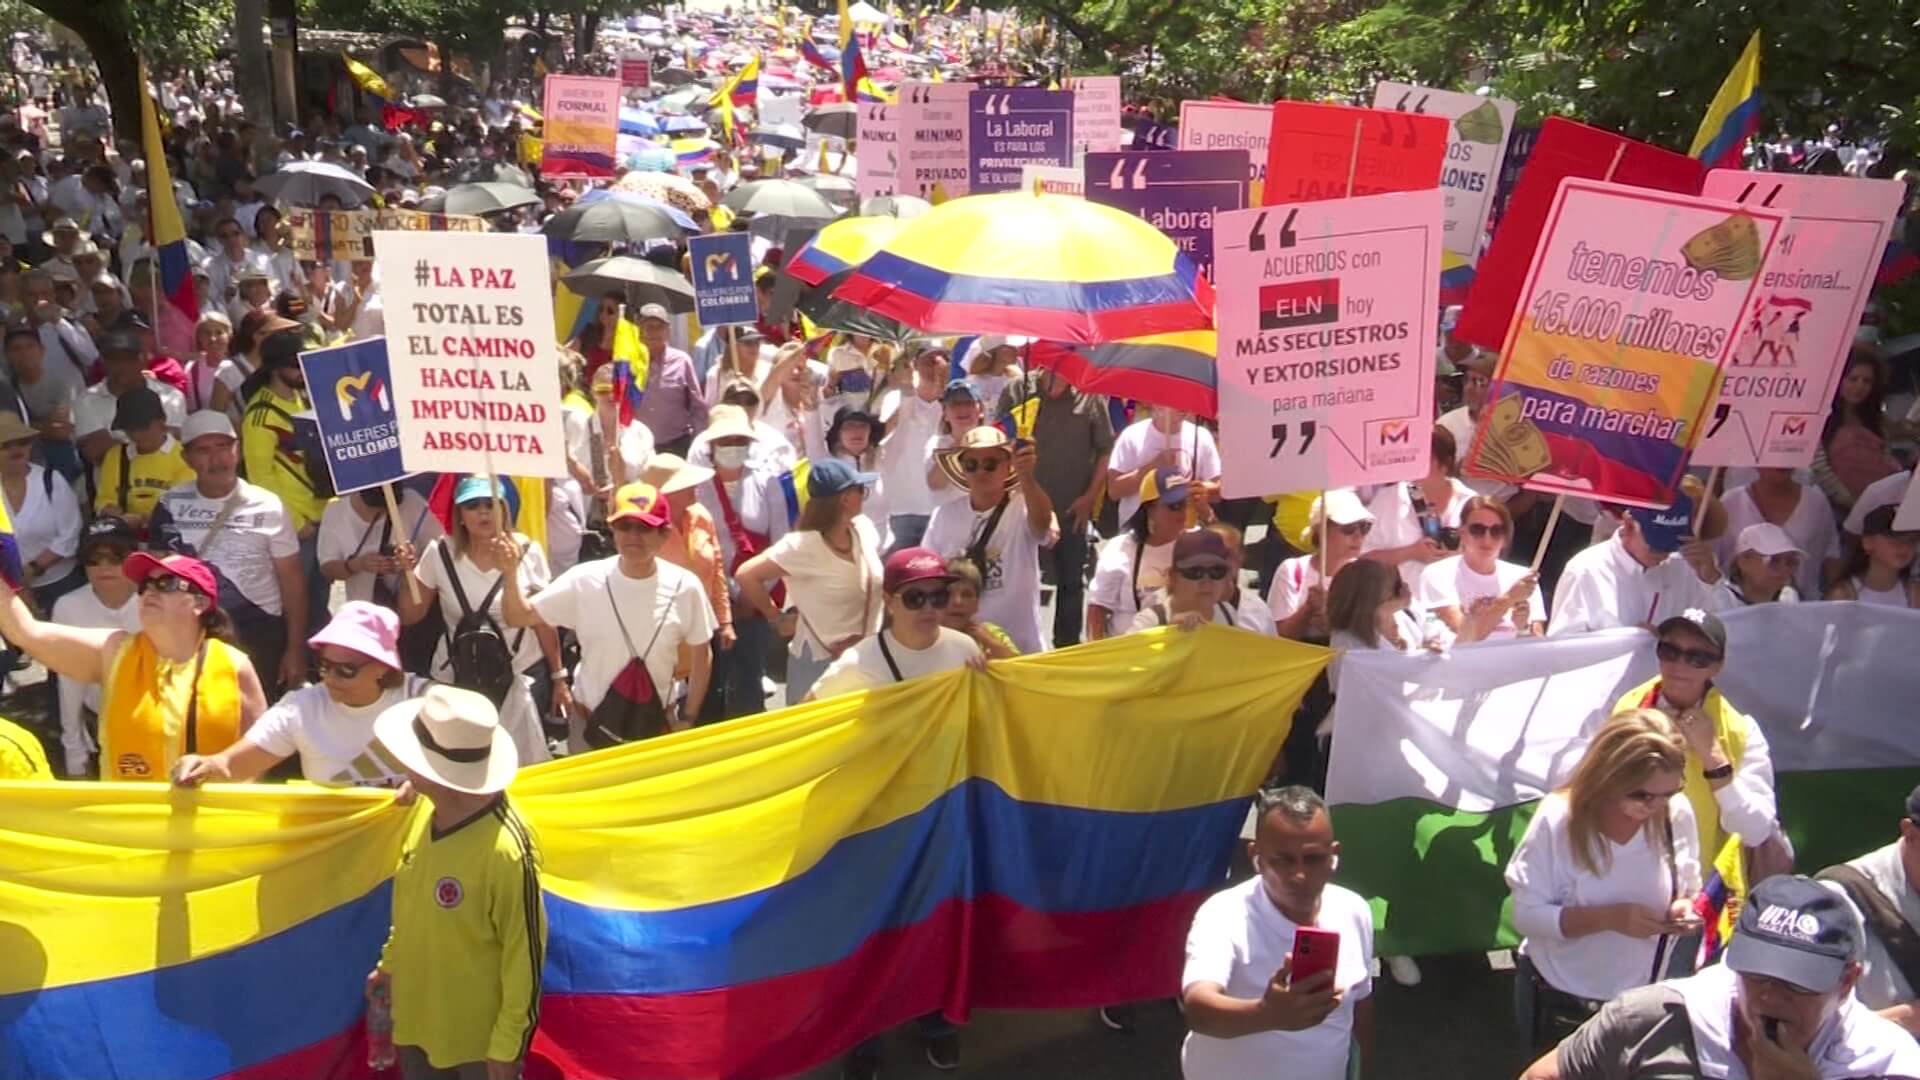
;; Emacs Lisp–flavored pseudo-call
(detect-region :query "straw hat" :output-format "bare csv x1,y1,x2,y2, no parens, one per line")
639,452,715,495
935,425,1020,491
701,402,760,442
374,684,518,795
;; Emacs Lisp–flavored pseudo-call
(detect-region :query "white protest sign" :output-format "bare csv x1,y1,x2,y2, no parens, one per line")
856,101,899,199
899,81,974,199
1691,171,1906,468
1211,188,1445,495
760,90,804,129
1065,75,1123,155
378,231,566,478
1021,164,1082,196
1370,82,1515,262
1178,99,1271,203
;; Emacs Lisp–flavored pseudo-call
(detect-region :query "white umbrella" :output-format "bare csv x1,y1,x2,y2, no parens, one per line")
254,160,374,209
846,0,888,23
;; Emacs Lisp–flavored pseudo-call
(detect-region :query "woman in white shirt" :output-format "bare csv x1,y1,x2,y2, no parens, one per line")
735,458,885,705
1325,558,1424,691
1418,496,1545,643
317,486,444,606
0,414,83,610
181,311,231,414
1364,427,1474,592
1505,708,1702,1051
1713,467,1840,600
1128,529,1238,632
1824,506,1919,607
1087,466,1189,639
50,519,142,777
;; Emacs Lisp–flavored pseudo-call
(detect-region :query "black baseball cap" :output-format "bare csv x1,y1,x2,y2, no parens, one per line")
1724,874,1864,993
98,328,143,356
111,386,167,431
79,517,137,558
1656,608,1727,656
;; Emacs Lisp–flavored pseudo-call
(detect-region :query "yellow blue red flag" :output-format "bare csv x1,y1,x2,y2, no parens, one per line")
1688,31,1762,170
139,62,197,359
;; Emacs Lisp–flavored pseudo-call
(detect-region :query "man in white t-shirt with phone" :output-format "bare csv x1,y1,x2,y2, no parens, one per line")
1181,785,1375,1080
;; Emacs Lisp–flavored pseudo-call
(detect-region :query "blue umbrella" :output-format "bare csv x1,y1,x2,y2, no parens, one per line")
618,109,661,137
661,114,708,134
576,189,700,232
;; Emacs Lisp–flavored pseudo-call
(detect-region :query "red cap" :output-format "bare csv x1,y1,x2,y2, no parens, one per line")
883,546,954,593
122,552,219,601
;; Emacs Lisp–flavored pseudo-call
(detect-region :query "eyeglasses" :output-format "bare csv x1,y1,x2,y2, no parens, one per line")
315,657,369,680
138,575,195,596
1465,522,1508,540
1656,640,1722,669
1176,564,1231,581
1332,521,1373,537
1624,786,1683,805
898,586,950,610
960,456,1005,473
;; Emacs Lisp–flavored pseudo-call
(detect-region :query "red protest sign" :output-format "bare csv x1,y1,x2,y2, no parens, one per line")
1454,117,1703,351
1261,101,1447,206
620,52,651,90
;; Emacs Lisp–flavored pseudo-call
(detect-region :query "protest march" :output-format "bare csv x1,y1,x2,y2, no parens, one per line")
5,4,1920,1080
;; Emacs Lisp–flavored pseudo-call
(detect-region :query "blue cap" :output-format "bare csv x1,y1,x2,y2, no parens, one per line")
941,377,983,403
1627,490,1695,553
807,457,878,498
454,475,501,505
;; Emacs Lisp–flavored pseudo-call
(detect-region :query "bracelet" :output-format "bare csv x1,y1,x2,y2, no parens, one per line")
1702,762,1734,781
550,670,570,684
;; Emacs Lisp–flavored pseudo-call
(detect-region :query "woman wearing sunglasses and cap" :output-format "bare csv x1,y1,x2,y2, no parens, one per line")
1718,523,1804,606
0,550,267,781
808,546,985,701
1086,466,1191,640
172,601,431,787
1129,530,1239,632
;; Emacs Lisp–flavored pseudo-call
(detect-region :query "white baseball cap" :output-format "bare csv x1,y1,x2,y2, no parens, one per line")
181,410,237,446
1736,522,1804,559
1312,488,1375,527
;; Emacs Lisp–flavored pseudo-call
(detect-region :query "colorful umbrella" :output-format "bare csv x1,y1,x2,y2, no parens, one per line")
1029,331,1219,417
786,215,906,286
832,191,1215,343
614,170,712,212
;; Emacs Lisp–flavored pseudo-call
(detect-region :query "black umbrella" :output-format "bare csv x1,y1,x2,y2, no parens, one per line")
541,199,689,245
452,160,534,187
751,123,808,152
564,256,697,314
420,181,539,216
803,103,858,141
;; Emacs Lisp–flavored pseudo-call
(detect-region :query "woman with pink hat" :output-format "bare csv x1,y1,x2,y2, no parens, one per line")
173,601,430,787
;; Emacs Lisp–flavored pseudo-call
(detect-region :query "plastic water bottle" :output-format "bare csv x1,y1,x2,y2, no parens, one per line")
367,982,396,1070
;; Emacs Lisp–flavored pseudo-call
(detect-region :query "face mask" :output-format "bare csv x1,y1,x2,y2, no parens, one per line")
712,444,749,469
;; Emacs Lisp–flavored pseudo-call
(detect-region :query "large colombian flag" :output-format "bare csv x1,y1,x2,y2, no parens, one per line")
139,61,198,358
0,628,1323,1080
1687,31,1761,170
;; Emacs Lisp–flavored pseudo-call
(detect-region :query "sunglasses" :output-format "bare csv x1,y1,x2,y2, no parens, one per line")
1332,521,1373,537
138,575,195,596
1655,640,1722,669
1465,522,1508,540
86,550,129,567
611,518,667,533
459,498,496,511
1624,787,1682,805
315,657,369,680
1175,564,1231,581
960,456,1005,473
897,586,951,610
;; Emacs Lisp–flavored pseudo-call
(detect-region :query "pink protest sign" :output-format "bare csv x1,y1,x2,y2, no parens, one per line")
899,81,974,199
1463,178,1785,509
1211,188,1445,496
856,101,899,199
1690,171,1905,468
1178,100,1271,203
1066,75,1123,154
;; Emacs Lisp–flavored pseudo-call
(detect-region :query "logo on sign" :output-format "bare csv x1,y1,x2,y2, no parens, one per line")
703,251,740,282
1780,416,1807,437
334,371,392,422
1379,421,1411,445
1259,279,1341,331
1367,419,1421,469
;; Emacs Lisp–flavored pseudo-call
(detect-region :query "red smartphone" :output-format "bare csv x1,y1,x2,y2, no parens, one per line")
1290,927,1340,988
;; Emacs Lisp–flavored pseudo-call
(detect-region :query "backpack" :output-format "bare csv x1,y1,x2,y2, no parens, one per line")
437,541,525,706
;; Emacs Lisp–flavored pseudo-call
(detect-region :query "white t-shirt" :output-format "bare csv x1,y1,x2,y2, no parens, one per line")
1231,589,1278,637
247,677,432,787
1547,536,1720,636
1129,600,1236,632
1266,555,1331,623
1505,791,1701,1002
1416,555,1545,639
1087,532,1177,633
1714,484,1840,600
414,534,552,677
763,516,884,657
316,490,443,605
811,626,982,700
1364,479,1474,591
74,376,188,444
876,390,941,519
7,464,82,585
531,558,715,713
150,478,299,619
1181,879,1375,1080
1109,419,1221,524
51,584,140,773
923,492,1050,654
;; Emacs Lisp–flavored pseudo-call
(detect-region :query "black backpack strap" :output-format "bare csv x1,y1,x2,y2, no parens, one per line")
964,495,1012,580
1816,863,1920,993
1129,534,1146,611
115,445,129,509
471,546,528,659
876,631,905,682
438,541,476,618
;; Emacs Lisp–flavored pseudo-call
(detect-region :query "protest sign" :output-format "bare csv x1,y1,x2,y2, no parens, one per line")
968,88,1074,193
1454,117,1704,352
1262,100,1447,205
540,74,621,179
1065,75,1123,155
619,52,650,90
688,233,761,327
1691,171,1905,468
1021,164,1082,196
1491,123,1542,229
1178,99,1270,202
1211,188,1446,495
285,208,486,262
899,81,975,200
760,91,804,129
1463,178,1785,509
856,101,899,199
1085,149,1247,279
377,231,565,479
1370,82,1516,261
298,337,408,495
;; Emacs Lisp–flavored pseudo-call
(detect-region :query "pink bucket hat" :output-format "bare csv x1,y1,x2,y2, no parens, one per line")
307,600,402,669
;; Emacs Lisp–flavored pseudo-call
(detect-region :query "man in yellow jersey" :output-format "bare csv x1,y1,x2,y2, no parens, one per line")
96,387,194,535
240,325,328,632
369,684,544,1080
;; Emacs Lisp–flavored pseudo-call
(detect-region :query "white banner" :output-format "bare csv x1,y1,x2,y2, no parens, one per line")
377,231,566,479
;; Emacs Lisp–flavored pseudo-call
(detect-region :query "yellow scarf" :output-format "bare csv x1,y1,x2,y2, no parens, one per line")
1614,676,1749,859
99,633,245,782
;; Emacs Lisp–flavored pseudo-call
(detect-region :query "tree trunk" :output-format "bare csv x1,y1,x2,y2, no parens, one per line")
231,0,273,128
21,0,143,145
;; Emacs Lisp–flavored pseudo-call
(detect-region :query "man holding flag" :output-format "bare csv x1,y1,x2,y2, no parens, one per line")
995,367,1113,648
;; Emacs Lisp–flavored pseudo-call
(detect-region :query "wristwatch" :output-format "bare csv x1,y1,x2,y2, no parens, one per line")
1702,762,1734,781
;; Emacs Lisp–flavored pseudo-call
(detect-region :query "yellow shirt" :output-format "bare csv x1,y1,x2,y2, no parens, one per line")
0,716,50,778
380,796,546,1068
241,385,328,529
95,438,195,519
